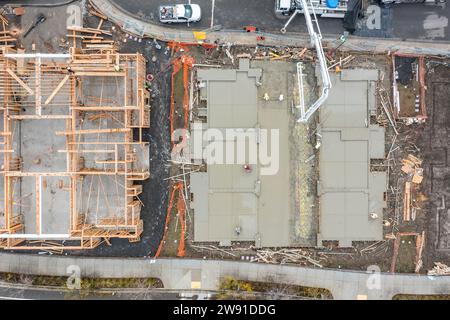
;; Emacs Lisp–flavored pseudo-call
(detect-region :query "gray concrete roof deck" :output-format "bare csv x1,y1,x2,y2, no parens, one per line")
190,60,291,247
318,70,386,247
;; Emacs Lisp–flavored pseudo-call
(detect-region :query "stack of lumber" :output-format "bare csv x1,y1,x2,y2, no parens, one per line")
401,154,423,184
428,262,450,276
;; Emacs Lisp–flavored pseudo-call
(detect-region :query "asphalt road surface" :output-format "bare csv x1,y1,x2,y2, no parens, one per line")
111,0,450,41
0,282,181,300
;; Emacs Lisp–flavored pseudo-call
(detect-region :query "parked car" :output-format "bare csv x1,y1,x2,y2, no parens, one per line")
159,4,202,23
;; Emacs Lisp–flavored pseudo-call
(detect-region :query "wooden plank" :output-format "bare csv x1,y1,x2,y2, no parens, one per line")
55,128,131,135
72,106,138,111
71,59,113,64
6,68,34,95
16,48,25,75
67,26,112,36
403,182,411,222
36,176,42,235
58,149,115,153
44,75,70,105
35,57,42,115
9,115,72,120
74,71,125,77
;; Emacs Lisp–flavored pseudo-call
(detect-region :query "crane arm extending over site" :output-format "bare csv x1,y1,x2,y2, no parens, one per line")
293,0,332,122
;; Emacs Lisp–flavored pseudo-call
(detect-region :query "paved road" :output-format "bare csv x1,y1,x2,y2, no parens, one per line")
0,281,182,300
111,0,450,41
1,253,449,300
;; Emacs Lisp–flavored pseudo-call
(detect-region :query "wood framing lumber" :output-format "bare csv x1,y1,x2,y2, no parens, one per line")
6,68,34,95
67,26,112,36
55,128,130,135
58,149,115,153
72,106,139,111
45,75,70,105
403,182,411,222
70,58,113,64
9,115,72,120
408,154,423,166
36,176,42,235
73,71,125,77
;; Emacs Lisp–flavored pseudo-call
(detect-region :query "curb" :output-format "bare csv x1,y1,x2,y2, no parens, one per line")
91,0,450,57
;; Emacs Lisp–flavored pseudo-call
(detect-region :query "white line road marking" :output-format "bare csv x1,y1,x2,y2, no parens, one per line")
0,296,31,300
211,0,215,29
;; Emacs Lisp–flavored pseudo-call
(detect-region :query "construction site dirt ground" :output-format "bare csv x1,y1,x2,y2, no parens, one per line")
71,16,172,257
417,61,450,268
160,48,450,273
2,11,171,257
3,2,449,272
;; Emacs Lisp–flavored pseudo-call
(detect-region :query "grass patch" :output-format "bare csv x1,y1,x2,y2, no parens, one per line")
393,294,450,300
0,272,163,290
216,276,332,300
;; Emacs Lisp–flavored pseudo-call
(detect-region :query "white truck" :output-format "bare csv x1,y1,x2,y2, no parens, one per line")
159,4,202,24
275,0,349,18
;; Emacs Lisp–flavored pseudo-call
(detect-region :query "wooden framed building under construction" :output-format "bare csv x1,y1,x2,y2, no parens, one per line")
0,44,150,251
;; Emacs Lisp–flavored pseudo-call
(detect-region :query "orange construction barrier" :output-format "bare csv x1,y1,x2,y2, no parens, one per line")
154,182,183,257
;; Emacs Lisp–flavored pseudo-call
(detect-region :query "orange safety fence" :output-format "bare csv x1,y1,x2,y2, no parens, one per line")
154,182,183,257
169,54,194,146
167,41,217,52
155,42,201,258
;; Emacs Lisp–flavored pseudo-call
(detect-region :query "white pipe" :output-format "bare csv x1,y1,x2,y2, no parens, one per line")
296,0,331,123
297,62,306,119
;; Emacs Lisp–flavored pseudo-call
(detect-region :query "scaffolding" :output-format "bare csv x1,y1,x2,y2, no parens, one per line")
0,21,150,251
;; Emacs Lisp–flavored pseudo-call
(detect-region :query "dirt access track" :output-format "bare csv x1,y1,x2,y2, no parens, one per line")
419,62,450,266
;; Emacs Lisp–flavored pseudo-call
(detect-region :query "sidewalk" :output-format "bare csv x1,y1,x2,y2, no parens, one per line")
0,253,449,299
91,0,450,57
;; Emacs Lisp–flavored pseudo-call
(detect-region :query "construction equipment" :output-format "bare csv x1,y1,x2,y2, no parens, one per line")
23,14,46,38
276,0,349,19
293,0,332,122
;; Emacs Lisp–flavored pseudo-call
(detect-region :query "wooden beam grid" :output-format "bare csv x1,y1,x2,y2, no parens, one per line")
0,28,149,250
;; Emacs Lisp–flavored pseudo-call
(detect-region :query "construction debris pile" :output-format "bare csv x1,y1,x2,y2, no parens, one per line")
0,11,150,251
428,262,450,276
253,249,323,268
401,154,424,222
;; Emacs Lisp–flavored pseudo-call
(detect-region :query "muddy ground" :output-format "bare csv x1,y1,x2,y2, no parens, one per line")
164,51,450,273
417,61,450,268
71,17,172,257
4,3,449,272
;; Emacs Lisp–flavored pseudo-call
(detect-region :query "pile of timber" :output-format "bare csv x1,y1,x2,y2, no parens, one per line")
327,54,355,72
401,154,423,184
0,13,17,48
67,12,115,51
428,262,450,276
414,231,425,273
403,181,412,221
254,248,323,268
402,154,424,222
253,47,314,61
